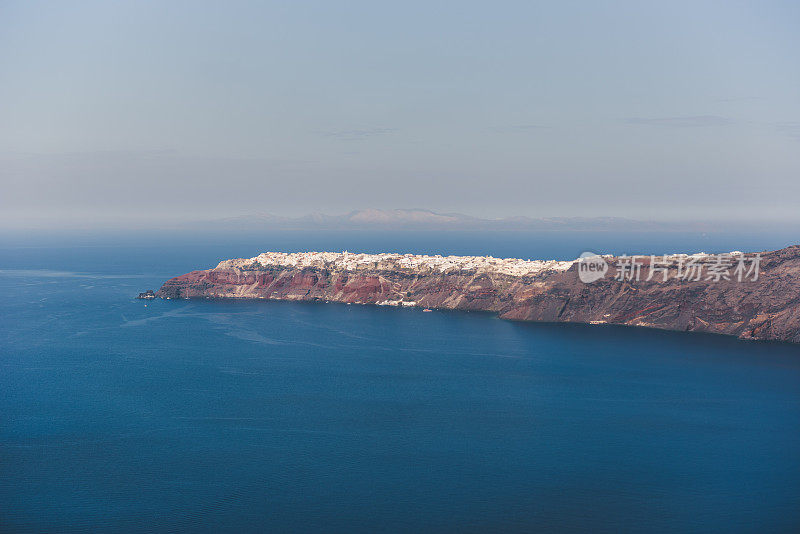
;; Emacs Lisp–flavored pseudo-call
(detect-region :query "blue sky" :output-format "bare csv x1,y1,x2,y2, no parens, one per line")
1,0,799,227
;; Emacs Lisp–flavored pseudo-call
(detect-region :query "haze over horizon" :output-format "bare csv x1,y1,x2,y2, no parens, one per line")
2,1,799,228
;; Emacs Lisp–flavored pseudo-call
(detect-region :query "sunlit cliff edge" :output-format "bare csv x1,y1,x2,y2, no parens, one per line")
152,247,800,343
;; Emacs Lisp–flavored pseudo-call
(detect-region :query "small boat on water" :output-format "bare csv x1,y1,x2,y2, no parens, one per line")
423,308,432,312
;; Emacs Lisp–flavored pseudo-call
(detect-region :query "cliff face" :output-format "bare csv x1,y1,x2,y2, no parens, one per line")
156,247,800,343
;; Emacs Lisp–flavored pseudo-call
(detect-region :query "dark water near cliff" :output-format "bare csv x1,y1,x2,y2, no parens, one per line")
2,231,800,533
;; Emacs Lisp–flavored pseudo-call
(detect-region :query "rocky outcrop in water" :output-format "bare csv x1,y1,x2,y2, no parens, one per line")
155,247,800,343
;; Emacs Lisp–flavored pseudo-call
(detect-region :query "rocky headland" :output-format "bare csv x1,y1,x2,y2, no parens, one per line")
152,246,800,343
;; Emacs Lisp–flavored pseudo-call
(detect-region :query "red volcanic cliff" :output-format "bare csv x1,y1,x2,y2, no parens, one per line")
155,247,800,343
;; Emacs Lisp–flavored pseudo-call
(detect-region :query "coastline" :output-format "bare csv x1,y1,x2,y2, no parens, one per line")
147,246,800,344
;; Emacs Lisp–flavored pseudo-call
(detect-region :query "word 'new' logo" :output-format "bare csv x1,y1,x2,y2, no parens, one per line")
577,252,608,283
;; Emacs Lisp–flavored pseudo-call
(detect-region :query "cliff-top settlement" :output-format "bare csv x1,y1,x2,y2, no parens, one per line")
219,251,576,276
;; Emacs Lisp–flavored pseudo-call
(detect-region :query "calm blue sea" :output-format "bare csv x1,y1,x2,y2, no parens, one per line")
2,231,800,533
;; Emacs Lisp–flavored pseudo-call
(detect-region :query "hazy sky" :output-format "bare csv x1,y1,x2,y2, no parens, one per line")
1,0,799,227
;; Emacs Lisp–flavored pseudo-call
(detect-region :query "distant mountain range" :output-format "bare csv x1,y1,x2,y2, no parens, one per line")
187,209,682,231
